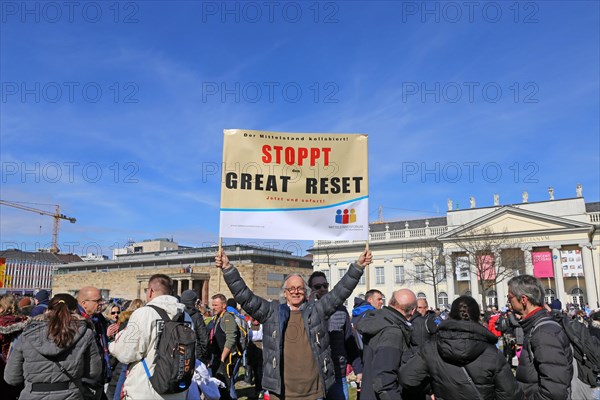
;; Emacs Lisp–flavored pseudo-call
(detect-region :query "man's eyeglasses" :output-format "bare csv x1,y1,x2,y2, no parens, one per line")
507,293,516,301
284,286,305,294
312,283,329,290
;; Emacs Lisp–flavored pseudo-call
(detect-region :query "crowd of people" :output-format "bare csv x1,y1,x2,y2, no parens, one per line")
0,248,598,400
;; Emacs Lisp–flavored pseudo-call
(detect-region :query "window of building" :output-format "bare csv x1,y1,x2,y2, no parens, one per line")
438,292,448,307
375,267,385,285
395,265,405,284
359,274,366,286
544,288,555,304
415,265,425,283
487,290,498,307
324,269,331,283
571,288,584,306
267,272,284,281
339,268,347,280
267,286,280,296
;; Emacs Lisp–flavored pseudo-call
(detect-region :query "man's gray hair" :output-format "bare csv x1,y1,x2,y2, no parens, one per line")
507,274,545,306
279,274,310,302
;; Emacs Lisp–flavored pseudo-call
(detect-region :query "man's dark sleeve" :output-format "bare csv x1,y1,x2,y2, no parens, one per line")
371,327,403,400
195,315,210,364
223,266,273,324
344,311,363,374
318,263,364,319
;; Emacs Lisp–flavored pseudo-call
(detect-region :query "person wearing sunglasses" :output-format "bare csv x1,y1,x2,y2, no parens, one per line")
308,271,362,400
216,246,372,400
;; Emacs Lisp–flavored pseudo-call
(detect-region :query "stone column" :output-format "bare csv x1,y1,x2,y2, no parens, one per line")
580,244,599,308
494,250,507,306
189,278,194,292
522,246,533,275
202,279,209,306
468,253,481,307
550,246,566,303
444,252,456,303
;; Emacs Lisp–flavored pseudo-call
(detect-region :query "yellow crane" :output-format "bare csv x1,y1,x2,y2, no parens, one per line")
0,200,76,253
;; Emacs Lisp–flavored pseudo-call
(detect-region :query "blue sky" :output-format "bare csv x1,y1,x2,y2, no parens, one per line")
1,1,599,257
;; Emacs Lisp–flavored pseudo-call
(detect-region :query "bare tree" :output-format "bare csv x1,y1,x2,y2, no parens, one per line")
405,243,448,308
451,227,525,307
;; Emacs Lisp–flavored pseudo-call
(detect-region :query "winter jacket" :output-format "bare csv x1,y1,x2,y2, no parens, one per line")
356,306,413,400
328,305,362,378
399,319,523,400
589,319,600,340
109,295,188,400
0,315,30,399
516,308,573,400
222,262,364,396
409,311,438,347
31,301,49,318
184,305,210,364
3,315,102,400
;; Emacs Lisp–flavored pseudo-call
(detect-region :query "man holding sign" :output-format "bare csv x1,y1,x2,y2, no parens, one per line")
215,248,372,400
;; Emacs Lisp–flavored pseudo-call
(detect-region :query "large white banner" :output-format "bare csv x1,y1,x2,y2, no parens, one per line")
219,130,369,241
455,256,470,281
560,249,584,277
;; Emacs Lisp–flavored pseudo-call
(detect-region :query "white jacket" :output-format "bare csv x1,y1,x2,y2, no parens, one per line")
109,295,187,400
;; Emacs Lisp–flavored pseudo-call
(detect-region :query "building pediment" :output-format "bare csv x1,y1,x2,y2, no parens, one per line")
438,206,594,240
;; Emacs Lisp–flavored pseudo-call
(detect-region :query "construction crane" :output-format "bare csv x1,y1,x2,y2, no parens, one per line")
0,200,76,253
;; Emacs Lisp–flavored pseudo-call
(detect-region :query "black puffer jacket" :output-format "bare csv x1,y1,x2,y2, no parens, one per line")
399,319,523,400
357,306,413,400
516,308,573,400
222,262,364,397
184,305,210,365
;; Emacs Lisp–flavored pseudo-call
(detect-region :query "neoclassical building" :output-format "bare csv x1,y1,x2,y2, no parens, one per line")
309,192,600,310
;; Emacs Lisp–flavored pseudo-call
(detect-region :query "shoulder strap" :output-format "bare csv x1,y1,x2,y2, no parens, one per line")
39,353,90,397
461,367,484,400
527,318,562,363
146,304,172,322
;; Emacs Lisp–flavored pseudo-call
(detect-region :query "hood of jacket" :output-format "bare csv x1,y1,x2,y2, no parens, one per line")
352,298,374,317
20,315,90,358
357,306,408,338
436,319,497,365
147,294,185,318
0,315,30,334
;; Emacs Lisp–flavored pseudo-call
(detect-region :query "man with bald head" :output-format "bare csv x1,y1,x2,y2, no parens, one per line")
77,286,112,399
357,289,418,400
216,247,372,400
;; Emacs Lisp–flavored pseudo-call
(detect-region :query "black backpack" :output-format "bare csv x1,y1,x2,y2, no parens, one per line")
528,313,600,387
142,305,196,394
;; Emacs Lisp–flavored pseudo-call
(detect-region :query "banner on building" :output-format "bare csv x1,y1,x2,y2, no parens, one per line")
476,254,496,281
560,249,583,277
532,251,554,278
219,129,369,240
455,256,470,281
0,258,5,288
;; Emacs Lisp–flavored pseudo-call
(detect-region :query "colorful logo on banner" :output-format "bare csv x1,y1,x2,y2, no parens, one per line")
335,209,357,224
532,251,554,278
560,249,584,277
0,258,5,288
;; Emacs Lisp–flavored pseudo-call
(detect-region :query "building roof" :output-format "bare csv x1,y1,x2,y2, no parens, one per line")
369,216,447,232
586,202,600,213
0,249,62,264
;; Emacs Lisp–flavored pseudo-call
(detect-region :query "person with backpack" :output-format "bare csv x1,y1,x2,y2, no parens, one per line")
110,274,193,400
507,275,573,400
31,290,50,317
208,294,242,400
4,293,102,400
356,289,417,400
399,295,523,400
